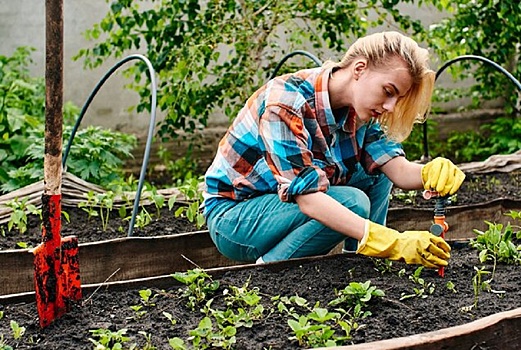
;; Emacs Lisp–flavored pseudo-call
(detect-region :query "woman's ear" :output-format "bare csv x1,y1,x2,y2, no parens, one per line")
353,59,367,80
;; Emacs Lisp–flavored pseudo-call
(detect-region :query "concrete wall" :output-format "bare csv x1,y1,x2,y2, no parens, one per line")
0,0,149,134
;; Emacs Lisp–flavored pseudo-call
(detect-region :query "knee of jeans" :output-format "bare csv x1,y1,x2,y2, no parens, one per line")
329,187,370,218
351,191,370,218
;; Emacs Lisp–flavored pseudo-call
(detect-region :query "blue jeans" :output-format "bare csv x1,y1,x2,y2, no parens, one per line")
206,165,392,262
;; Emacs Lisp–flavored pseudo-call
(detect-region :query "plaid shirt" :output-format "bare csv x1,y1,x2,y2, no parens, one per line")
203,67,404,216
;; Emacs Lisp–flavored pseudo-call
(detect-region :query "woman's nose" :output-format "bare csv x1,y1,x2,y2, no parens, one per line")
383,97,398,112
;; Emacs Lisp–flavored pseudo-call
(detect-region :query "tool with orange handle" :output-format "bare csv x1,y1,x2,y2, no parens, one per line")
422,190,450,277
33,0,82,328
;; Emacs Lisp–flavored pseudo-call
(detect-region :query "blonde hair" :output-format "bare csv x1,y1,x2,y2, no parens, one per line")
325,31,435,142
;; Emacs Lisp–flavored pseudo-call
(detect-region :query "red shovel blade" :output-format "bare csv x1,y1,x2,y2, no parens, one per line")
33,194,81,328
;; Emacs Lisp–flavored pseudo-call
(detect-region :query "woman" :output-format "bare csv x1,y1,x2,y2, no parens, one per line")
202,31,465,268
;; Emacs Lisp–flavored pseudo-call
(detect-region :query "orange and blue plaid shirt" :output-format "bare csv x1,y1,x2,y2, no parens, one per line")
203,67,404,216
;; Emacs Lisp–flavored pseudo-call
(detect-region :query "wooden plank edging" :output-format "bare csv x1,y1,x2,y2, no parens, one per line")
316,306,521,350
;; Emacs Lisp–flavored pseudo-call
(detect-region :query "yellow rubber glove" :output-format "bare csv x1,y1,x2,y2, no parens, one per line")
356,221,451,268
421,157,465,196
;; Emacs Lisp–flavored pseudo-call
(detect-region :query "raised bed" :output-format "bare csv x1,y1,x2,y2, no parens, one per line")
1,241,520,349
1,198,520,297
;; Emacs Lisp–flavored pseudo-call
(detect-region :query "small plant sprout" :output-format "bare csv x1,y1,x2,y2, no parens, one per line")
329,280,385,319
174,177,206,229
0,334,13,350
78,190,100,221
88,328,133,349
5,197,41,234
129,305,147,319
9,321,25,340
446,280,457,293
172,268,220,310
187,316,237,349
163,311,178,326
371,258,394,274
168,337,187,350
470,220,521,266
129,206,153,230
400,266,436,300
97,191,115,232
139,288,156,307
138,331,155,350
149,187,165,218
390,189,417,205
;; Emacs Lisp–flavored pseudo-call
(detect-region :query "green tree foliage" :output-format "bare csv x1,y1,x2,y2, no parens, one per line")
75,0,424,141
425,0,521,114
76,0,521,164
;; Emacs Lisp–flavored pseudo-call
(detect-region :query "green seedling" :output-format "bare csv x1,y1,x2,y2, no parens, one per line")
16,242,31,249
138,331,155,350
461,266,491,312
287,305,356,348
129,305,147,319
471,220,521,266
10,321,25,340
446,280,458,293
168,337,187,350
329,280,385,319
78,191,100,221
223,280,262,308
390,189,417,205
139,288,156,307
128,207,153,230
173,177,206,229
0,334,13,350
148,187,165,218
172,268,220,310
88,328,133,349
187,316,237,350
371,258,394,274
5,197,40,234
97,191,115,232
400,266,435,300
163,312,178,326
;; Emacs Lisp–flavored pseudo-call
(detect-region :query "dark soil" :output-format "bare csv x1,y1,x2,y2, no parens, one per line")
1,244,520,349
0,171,520,349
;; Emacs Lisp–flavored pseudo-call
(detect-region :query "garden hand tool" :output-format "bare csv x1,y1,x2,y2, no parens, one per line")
421,157,465,196
423,190,450,277
33,0,81,328
356,220,451,269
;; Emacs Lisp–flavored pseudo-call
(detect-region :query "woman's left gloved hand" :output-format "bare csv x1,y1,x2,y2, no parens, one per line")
421,157,465,196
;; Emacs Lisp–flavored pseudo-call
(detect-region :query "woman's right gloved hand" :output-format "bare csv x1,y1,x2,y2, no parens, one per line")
356,220,451,268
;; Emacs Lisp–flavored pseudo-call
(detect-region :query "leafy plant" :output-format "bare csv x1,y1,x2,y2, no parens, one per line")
139,288,156,307
3,197,40,234
0,46,137,193
187,316,237,350
400,266,436,300
461,265,493,312
172,268,220,310
329,281,385,319
170,176,205,229
9,321,24,341
470,220,521,266
88,328,133,350
128,206,153,230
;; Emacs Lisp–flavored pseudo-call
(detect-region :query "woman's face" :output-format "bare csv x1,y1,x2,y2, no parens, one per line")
332,57,413,123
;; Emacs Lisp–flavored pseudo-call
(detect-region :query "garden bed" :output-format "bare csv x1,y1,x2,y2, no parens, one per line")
0,171,520,296
0,242,520,349
0,171,520,348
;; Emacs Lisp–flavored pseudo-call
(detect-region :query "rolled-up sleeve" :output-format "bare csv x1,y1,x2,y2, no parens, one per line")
361,123,405,174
